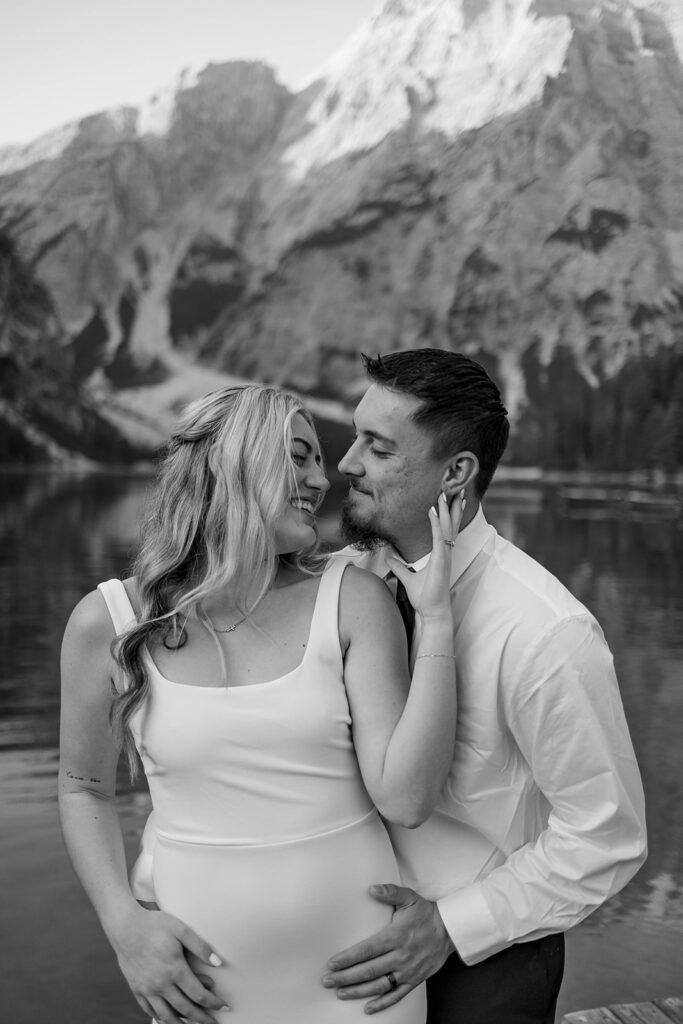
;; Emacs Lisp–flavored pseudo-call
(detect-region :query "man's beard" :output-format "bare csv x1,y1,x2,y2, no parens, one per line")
340,496,391,551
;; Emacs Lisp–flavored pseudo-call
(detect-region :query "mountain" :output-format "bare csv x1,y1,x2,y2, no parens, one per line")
1,0,682,471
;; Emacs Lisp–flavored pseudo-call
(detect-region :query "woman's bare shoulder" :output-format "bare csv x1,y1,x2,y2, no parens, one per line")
62,590,117,665
340,564,391,603
339,565,396,639
64,575,138,646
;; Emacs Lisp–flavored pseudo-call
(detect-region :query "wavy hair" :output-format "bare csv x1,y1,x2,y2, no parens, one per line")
111,384,323,776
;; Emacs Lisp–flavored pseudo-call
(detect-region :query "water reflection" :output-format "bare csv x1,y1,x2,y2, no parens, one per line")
0,471,151,750
1,467,682,1020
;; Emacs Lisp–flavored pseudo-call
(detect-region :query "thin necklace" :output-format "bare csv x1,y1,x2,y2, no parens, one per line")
214,613,248,634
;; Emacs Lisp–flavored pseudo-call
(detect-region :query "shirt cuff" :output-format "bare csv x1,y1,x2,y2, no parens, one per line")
436,883,507,965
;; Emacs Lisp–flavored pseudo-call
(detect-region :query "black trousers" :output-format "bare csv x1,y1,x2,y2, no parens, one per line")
426,934,565,1024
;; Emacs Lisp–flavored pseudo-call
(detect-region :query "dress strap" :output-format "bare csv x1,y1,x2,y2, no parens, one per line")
97,579,138,635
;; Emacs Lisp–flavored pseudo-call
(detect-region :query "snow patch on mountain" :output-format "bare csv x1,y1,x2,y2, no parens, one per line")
0,66,204,175
136,66,203,137
0,122,79,177
284,0,573,180
631,0,683,60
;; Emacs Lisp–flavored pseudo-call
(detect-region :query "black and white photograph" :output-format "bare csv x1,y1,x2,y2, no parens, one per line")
1,2,682,1022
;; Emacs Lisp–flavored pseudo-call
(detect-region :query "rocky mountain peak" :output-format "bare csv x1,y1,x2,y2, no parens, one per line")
285,0,683,180
0,59,287,178
284,0,574,179
1,0,682,471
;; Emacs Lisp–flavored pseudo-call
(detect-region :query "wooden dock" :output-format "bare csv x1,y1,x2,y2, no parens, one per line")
556,486,683,516
562,997,683,1023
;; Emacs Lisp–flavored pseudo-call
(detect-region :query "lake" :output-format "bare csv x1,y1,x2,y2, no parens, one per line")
1,459,682,1023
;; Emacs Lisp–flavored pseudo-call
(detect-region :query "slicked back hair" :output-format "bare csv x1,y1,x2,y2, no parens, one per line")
362,350,509,497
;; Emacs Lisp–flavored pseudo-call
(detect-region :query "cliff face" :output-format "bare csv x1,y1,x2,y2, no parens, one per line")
1,0,682,470
0,62,290,365
0,233,144,462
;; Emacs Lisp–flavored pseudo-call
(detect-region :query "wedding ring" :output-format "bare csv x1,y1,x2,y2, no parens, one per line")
386,971,399,992
444,539,455,547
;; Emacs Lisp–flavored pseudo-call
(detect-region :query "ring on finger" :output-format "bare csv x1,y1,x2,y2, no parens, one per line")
444,538,455,547
386,971,399,992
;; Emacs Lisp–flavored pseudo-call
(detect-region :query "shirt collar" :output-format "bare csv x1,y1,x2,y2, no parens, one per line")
405,551,431,572
348,504,494,589
446,504,493,587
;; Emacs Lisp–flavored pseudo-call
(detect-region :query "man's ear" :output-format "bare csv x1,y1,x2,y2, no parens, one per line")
440,452,479,499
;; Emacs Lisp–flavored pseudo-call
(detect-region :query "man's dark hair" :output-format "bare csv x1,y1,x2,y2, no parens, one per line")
361,349,510,497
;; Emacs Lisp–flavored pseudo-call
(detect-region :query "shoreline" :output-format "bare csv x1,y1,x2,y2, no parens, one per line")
2,460,682,494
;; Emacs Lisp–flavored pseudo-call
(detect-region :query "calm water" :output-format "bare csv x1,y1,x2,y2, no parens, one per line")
1,464,682,1022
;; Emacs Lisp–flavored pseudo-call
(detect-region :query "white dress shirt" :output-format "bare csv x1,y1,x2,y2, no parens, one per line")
337,506,647,965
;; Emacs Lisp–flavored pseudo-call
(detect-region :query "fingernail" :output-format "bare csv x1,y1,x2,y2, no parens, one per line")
429,506,437,516
220,1006,232,1013
462,497,467,509
209,953,223,967
370,884,385,895
322,975,334,987
440,491,447,502
327,962,340,971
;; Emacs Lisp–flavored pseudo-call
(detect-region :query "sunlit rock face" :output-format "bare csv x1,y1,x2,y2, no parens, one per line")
1,0,682,468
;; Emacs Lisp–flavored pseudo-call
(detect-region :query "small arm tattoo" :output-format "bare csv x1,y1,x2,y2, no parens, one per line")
65,769,102,783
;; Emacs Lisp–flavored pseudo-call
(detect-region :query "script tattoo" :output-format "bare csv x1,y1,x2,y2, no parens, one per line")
65,769,102,784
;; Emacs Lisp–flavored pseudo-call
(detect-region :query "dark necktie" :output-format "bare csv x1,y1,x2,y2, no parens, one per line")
394,574,416,652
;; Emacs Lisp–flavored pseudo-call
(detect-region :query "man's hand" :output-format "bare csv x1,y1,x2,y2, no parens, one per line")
110,904,229,1023
322,883,456,1014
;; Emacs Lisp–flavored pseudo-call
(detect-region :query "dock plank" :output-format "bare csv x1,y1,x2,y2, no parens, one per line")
563,1001,683,1024
563,1010,623,1022
610,1004,675,1023
654,999,683,1023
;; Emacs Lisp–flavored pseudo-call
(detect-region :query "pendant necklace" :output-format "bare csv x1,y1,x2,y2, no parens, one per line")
214,613,248,634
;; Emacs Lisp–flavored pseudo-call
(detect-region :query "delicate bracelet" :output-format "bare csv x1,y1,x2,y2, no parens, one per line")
415,653,456,660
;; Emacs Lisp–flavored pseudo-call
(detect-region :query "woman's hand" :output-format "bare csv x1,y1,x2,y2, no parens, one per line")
387,491,465,625
109,904,228,1023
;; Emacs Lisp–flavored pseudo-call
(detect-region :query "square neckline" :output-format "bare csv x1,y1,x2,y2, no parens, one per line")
144,574,327,691
145,651,311,692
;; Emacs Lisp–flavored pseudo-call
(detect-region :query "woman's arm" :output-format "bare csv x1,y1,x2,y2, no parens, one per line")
340,496,458,828
58,590,226,1024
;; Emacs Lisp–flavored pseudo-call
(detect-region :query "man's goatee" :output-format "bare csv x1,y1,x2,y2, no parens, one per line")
339,499,382,551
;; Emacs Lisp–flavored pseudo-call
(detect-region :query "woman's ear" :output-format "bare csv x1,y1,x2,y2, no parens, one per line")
440,452,479,500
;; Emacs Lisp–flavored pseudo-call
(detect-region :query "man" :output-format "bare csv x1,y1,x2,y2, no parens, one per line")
322,349,647,1024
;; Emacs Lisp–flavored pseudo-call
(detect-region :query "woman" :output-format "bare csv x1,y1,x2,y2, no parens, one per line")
59,384,461,1024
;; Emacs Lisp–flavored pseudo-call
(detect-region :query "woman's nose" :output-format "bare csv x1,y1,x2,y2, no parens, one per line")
308,464,330,492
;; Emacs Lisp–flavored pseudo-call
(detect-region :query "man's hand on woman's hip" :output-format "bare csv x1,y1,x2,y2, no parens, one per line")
322,883,456,1014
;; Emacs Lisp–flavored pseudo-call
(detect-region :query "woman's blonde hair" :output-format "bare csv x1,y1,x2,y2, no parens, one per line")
111,383,324,775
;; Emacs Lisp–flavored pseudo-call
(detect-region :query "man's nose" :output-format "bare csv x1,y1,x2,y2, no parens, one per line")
338,444,360,477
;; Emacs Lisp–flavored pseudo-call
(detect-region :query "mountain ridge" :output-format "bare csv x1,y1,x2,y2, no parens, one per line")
1,0,682,471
